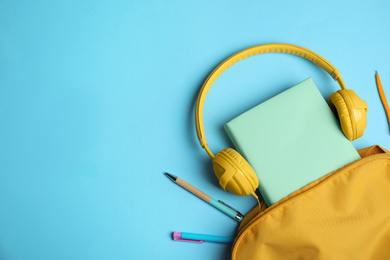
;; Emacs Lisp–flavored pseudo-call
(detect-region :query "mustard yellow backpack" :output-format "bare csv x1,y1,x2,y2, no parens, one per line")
232,145,390,260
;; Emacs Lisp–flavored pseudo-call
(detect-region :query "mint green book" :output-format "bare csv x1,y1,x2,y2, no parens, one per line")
224,78,360,206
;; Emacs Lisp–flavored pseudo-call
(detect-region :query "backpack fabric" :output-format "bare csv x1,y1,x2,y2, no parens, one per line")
232,145,390,260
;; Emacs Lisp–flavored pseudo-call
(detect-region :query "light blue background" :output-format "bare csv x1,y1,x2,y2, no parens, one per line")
1,1,389,259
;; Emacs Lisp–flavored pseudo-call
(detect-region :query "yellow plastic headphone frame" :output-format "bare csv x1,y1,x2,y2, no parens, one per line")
195,43,368,198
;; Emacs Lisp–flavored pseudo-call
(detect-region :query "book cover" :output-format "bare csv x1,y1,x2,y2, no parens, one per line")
224,78,360,205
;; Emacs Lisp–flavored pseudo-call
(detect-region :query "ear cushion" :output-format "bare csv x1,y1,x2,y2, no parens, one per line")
212,148,259,196
329,91,355,141
329,89,367,141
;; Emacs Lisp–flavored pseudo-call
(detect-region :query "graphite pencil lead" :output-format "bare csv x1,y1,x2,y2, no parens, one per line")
164,172,177,182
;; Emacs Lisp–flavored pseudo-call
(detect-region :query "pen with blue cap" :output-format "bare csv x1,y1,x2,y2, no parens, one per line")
165,172,244,222
173,231,235,244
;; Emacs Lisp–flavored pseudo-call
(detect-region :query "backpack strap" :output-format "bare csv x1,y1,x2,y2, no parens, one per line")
358,145,390,158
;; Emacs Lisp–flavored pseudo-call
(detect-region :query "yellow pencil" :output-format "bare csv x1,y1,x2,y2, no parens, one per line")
375,71,390,130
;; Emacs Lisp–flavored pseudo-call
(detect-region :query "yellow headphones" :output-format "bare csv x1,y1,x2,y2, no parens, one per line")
195,43,368,199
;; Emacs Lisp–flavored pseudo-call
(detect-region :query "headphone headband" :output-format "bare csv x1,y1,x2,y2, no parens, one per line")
195,43,347,159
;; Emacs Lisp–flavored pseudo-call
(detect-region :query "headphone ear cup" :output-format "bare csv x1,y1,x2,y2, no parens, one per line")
329,89,368,141
212,148,259,196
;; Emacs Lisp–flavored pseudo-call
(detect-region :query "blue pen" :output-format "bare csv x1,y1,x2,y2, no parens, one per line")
173,231,235,244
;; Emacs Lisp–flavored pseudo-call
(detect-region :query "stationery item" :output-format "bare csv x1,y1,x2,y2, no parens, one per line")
173,231,235,243
194,43,367,202
224,78,361,205
165,173,243,222
375,71,390,129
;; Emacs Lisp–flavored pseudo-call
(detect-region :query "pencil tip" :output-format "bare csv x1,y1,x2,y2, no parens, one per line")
164,172,177,182
376,70,378,75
